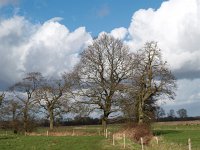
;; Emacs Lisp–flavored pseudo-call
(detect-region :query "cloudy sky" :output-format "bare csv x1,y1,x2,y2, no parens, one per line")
0,0,200,116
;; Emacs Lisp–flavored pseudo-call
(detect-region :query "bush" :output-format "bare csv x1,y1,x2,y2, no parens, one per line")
132,124,152,144
122,123,153,144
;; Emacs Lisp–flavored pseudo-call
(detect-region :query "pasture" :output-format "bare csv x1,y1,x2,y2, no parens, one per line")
153,121,200,150
0,121,200,150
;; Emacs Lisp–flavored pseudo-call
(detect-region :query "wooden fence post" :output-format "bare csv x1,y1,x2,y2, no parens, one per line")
72,129,75,136
47,130,49,136
98,130,100,136
141,137,144,150
155,136,159,144
113,134,115,146
188,138,191,150
105,129,108,138
123,133,126,149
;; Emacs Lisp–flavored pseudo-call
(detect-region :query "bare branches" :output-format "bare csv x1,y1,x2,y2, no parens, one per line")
0,92,5,106
129,41,176,124
8,72,43,132
75,33,134,129
1,38,176,128
35,73,74,130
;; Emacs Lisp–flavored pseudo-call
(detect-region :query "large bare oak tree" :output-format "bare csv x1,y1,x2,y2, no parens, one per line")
75,34,134,130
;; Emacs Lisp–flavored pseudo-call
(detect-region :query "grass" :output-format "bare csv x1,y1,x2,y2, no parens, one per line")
0,134,140,150
0,122,200,150
0,124,136,150
153,123,200,150
0,135,110,150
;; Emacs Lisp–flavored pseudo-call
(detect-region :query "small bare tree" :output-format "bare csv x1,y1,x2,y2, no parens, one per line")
130,42,176,124
75,34,134,130
177,108,187,118
1,98,22,133
155,107,166,120
35,74,73,130
168,109,176,118
10,72,43,132
0,93,5,106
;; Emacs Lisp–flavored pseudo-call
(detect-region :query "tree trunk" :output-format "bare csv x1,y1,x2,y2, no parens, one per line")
138,99,144,124
49,109,54,130
102,115,108,131
23,109,28,132
12,110,18,134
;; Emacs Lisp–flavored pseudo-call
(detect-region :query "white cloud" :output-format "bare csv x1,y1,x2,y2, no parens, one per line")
122,0,200,115
110,27,128,40
1,0,200,116
127,0,200,79
0,16,92,88
0,16,34,86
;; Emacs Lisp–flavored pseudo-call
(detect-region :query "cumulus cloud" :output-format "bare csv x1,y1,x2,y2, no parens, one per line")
110,27,128,40
98,27,128,41
1,0,200,115
0,16,92,89
123,0,200,115
0,16,34,88
127,0,200,79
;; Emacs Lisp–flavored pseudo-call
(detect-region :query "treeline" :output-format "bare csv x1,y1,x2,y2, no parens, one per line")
157,116,200,122
0,34,177,133
156,107,200,121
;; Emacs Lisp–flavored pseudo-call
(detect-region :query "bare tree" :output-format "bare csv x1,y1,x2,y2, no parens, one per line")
118,90,136,123
35,74,73,130
75,34,134,130
10,72,43,132
177,108,187,118
2,98,22,133
155,107,166,120
130,42,176,124
168,109,176,118
0,93,5,106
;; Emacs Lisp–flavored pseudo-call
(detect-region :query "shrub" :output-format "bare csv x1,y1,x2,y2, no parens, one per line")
121,123,153,144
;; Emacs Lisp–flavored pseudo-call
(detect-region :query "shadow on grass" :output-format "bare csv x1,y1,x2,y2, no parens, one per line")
0,136,16,140
153,130,181,136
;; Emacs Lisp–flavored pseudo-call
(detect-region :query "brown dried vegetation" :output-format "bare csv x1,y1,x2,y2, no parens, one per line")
114,123,153,145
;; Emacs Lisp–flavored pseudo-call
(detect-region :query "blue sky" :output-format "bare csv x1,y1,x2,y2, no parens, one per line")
0,0,165,36
1,0,200,116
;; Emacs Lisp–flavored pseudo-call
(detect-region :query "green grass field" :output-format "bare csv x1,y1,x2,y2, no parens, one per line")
0,134,140,150
0,122,200,150
153,123,200,150
0,135,116,150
